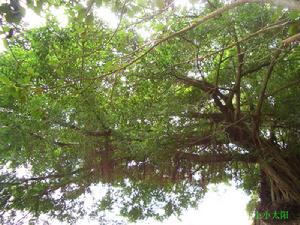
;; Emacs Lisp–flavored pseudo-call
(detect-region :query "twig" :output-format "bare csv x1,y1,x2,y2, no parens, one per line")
102,0,128,48
253,47,282,134
57,0,262,88
174,19,291,67
269,77,300,96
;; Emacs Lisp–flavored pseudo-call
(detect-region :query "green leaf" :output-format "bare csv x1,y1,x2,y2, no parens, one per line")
0,76,13,85
78,8,86,19
288,10,300,20
288,23,300,36
54,147,62,157
0,3,10,14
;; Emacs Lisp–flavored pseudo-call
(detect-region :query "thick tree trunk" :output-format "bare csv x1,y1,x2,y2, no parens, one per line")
253,141,300,225
226,122,300,224
227,122,300,205
258,141,300,205
259,170,272,208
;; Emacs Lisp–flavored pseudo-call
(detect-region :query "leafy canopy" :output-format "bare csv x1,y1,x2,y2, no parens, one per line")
0,0,300,224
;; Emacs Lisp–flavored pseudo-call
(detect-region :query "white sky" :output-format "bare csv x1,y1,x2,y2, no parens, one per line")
51,183,252,225
31,182,252,225
135,183,252,225
0,2,253,225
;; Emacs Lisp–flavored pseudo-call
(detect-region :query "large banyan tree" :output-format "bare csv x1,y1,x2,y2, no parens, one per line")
0,0,300,224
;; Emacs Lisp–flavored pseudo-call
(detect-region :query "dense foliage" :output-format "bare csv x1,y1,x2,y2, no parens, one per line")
0,0,300,224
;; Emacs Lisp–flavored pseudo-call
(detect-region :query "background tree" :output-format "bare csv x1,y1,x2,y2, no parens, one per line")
0,0,300,224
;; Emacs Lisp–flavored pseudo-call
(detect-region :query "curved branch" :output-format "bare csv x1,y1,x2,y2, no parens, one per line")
174,74,229,113
253,48,282,133
282,32,300,46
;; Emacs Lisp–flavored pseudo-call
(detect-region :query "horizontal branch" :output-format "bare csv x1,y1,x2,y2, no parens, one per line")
85,129,112,137
242,59,271,76
30,132,78,147
1,169,83,186
175,134,224,148
58,123,112,138
174,74,229,113
174,74,218,93
177,152,257,164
